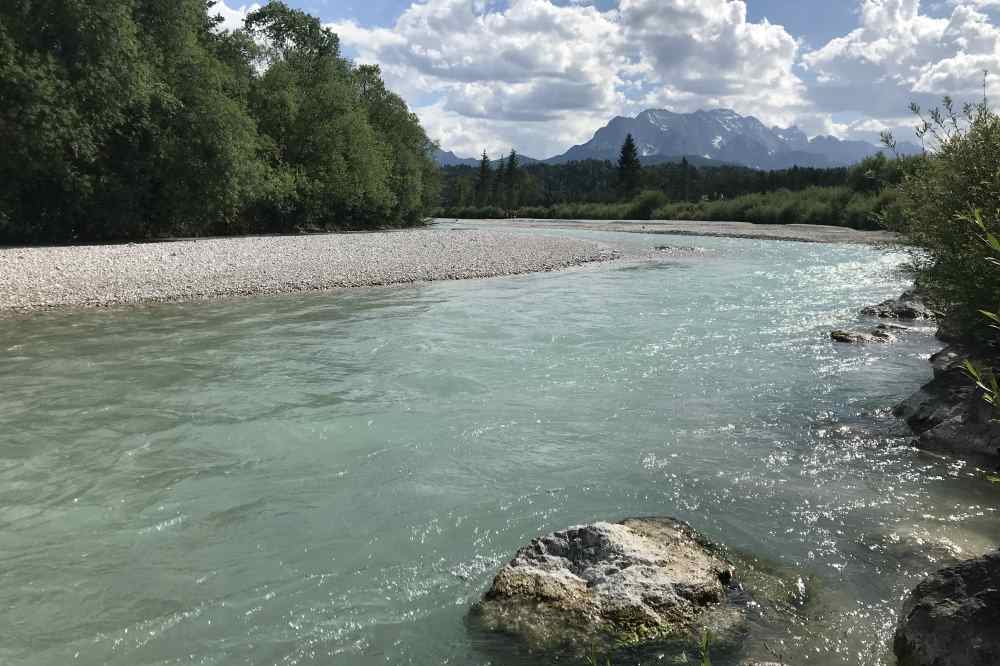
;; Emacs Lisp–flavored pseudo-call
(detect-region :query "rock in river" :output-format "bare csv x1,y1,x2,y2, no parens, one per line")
469,517,797,656
860,289,933,320
894,345,1000,459
894,550,1000,666
831,328,896,344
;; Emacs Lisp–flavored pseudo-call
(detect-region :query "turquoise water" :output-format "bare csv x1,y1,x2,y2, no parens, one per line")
2,231,998,665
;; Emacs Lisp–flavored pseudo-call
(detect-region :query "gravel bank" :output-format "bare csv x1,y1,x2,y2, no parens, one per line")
450,218,900,244
0,229,616,311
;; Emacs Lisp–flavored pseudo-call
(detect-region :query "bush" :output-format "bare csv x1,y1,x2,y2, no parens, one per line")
626,190,669,219
439,205,507,219
889,98,1000,331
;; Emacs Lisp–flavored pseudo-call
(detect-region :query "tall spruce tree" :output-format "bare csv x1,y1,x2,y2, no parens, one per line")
492,157,506,208
618,133,642,198
475,150,492,206
504,150,520,210
680,157,692,201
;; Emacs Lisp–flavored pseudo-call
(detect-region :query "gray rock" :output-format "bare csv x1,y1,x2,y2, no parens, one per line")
894,550,1000,666
832,329,877,344
876,323,911,332
894,346,1000,459
470,518,797,656
861,289,934,320
935,312,967,343
831,328,895,344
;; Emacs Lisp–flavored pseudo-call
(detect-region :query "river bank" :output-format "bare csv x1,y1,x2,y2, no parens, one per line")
0,229,617,311
447,218,901,244
0,220,902,312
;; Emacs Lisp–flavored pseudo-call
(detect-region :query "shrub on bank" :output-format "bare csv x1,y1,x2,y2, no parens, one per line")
626,191,669,219
888,98,1000,332
649,187,884,230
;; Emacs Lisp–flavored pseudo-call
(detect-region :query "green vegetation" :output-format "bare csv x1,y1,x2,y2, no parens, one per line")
699,628,713,666
0,1,438,245
884,94,1000,409
886,97,1000,332
444,182,901,232
440,138,910,229
961,213,1000,409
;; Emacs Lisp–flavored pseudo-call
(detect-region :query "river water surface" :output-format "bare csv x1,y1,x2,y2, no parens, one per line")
2,229,999,665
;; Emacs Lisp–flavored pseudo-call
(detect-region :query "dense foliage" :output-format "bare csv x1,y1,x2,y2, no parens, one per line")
441,152,910,230
0,1,438,244
888,98,1000,337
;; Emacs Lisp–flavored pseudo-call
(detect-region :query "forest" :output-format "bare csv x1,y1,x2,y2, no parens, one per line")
439,142,914,231
0,1,439,244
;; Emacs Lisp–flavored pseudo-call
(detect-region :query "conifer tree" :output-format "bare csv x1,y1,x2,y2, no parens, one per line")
504,150,520,211
475,150,492,206
618,133,642,197
680,157,691,201
493,157,506,208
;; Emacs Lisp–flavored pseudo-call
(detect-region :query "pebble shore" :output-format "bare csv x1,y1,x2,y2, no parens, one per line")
0,229,616,311
466,218,900,244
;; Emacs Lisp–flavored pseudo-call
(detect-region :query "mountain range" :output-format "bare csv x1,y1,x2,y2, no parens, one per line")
432,148,539,168
434,108,921,170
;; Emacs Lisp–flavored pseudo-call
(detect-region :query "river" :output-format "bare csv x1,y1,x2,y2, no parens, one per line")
2,229,998,665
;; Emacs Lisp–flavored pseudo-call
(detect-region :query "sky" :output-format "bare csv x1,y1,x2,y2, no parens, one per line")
216,0,1000,159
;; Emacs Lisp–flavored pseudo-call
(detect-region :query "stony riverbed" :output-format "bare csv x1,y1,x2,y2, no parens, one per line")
0,229,616,310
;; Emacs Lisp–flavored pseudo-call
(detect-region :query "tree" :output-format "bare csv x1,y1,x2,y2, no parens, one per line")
0,0,437,243
0,0,151,241
680,157,693,201
618,133,642,197
353,64,439,226
246,3,395,229
887,97,1000,332
504,150,520,210
493,157,506,209
475,151,493,207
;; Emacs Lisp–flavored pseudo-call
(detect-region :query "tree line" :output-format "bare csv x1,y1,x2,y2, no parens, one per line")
0,1,439,245
439,133,908,229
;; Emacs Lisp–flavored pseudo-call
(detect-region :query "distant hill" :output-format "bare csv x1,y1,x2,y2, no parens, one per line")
433,109,922,170
432,148,480,167
432,147,540,168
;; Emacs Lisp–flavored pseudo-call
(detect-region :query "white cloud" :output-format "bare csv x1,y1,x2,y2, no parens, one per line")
330,0,628,158
329,0,808,158
211,1,261,33
803,0,1000,117
218,0,1000,157
617,0,807,129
